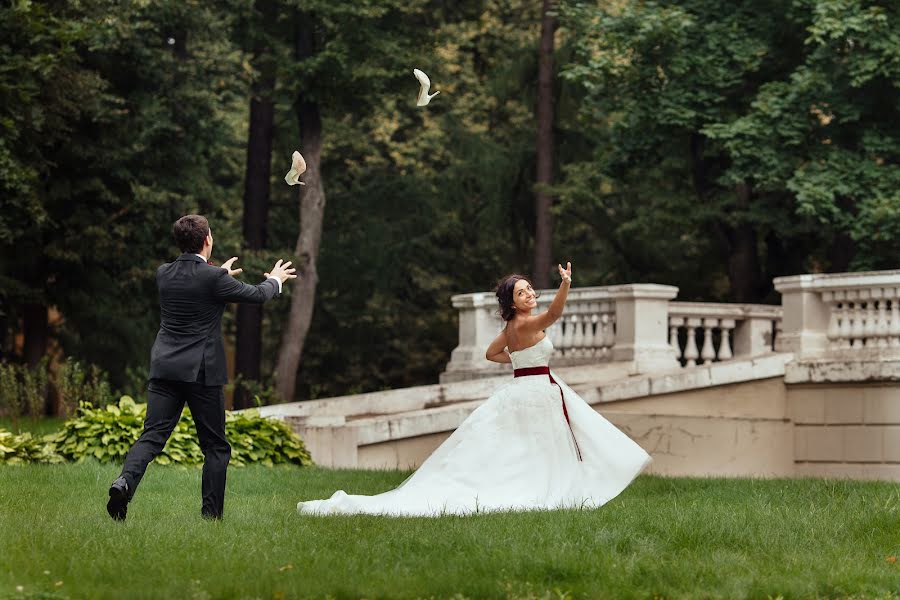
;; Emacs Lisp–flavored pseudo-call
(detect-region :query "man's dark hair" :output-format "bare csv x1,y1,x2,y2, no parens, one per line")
173,215,210,254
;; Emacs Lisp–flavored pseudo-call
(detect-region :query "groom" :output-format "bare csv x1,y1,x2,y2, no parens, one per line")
106,214,296,521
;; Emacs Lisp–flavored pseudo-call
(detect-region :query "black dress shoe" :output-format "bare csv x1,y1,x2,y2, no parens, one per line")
107,477,129,521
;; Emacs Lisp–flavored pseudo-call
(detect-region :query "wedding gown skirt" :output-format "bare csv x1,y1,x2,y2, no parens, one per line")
297,337,652,516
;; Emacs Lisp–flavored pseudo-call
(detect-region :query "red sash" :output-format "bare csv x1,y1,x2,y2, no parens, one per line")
513,366,583,461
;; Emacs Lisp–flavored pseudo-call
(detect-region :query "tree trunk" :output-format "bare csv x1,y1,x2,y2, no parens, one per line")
826,232,856,272
273,18,325,403
22,302,47,367
234,0,277,409
726,183,763,303
690,138,763,303
532,0,556,288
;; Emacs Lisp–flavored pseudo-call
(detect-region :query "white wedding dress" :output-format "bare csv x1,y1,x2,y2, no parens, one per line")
297,337,652,516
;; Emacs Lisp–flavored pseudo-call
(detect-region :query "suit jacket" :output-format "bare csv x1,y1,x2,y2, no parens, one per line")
149,254,279,386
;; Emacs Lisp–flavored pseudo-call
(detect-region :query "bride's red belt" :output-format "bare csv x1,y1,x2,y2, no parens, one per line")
513,366,583,462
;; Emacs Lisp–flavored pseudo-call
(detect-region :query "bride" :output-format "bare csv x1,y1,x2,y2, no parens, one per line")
297,262,652,516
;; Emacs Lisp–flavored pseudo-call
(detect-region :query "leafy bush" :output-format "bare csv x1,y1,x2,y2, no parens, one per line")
56,357,115,414
0,363,25,422
46,396,311,467
0,429,62,464
0,359,49,424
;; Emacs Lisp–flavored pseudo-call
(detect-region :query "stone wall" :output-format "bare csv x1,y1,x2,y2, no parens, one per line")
790,383,900,480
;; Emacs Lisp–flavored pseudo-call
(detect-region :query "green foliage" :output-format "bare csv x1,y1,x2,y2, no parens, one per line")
233,376,281,408
560,0,900,297
0,429,62,464
56,357,115,414
225,409,311,467
0,363,25,425
0,360,49,423
3,0,899,402
46,396,311,466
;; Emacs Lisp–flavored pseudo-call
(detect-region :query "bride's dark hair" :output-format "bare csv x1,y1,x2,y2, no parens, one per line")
495,274,540,321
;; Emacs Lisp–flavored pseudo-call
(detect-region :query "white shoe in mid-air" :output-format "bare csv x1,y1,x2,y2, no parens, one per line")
284,150,307,186
413,68,440,107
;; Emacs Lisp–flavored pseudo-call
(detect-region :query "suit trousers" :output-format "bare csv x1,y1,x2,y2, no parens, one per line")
119,377,231,518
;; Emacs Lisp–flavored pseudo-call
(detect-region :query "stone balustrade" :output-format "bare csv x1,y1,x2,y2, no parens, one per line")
774,270,900,360
773,269,900,383
271,269,900,480
441,286,618,382
668,302,783,366
442,282,787,380
535,286,616,363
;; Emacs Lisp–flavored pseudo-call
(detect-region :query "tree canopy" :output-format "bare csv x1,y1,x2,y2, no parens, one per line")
2,0,897,402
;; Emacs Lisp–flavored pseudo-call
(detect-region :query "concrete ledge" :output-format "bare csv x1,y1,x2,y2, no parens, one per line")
785,358,900,383
597,353,793,402
261,361,635,423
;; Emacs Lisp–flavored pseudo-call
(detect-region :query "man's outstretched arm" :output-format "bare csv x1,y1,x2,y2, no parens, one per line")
212,258,297,304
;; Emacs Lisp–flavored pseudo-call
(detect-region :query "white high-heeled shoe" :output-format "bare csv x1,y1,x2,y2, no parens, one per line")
413,68,440,107
284,150,307,186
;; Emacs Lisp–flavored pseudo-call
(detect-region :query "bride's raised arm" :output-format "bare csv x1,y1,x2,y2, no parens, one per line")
524,261,572,332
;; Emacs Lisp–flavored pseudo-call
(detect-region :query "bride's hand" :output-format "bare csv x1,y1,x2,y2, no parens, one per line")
558,261,572,284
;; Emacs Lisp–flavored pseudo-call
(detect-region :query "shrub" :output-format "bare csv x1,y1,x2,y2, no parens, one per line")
0,363,25,424
0,429,63,464
57,357,115,413
0,360,49,424
20,357,50,418
46,396,311,466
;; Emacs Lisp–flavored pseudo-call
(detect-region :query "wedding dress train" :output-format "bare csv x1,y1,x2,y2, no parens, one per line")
297,337,651,516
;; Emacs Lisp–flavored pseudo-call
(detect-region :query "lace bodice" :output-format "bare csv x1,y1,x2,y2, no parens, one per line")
509,336,554,369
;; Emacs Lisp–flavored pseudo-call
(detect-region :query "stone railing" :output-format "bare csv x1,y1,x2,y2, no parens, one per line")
536,286,616,362
668,302,783,366
441,286,618,382
442,282,785,381
774,270,900,358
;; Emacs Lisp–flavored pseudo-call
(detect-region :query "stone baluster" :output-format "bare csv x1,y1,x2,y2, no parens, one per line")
863,293,878,348
718,319,735,360
826,296,842,350
890,293,900,347
875,294,889,348
850,300,865,348
560,314,575,354
600,313,616,356
587,312,600,358
669,316,684,361
683,317,701,367
839,301,853,349
700,318,718,364
571,313,586,357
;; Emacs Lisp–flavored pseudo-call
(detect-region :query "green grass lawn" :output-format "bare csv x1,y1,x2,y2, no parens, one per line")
0,463,897,600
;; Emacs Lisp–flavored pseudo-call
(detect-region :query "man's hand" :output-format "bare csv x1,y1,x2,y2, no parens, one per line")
265,259,298,284
220,257,243,277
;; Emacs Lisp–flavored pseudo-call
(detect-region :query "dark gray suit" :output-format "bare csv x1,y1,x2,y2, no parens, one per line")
119,254,280,518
